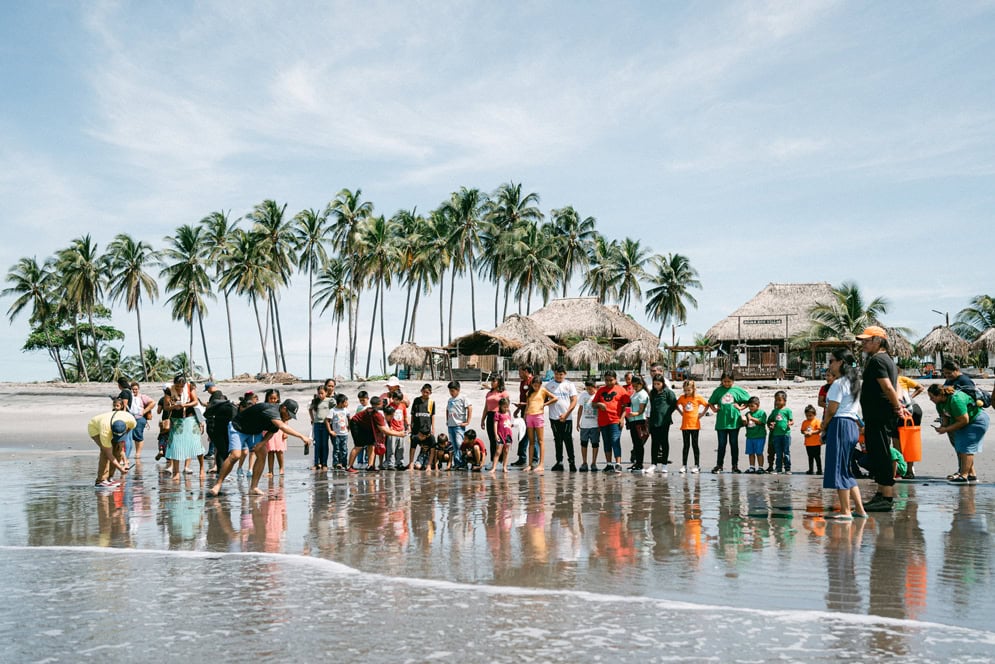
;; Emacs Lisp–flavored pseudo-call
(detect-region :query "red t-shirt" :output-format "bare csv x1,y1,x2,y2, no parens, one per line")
593,385,629,427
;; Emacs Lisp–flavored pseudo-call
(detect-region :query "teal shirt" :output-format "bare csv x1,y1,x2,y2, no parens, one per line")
767,407,793,435
627,389,649,422
708,385,751,429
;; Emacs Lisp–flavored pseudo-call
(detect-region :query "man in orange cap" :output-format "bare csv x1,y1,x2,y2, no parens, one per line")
856,326,909,511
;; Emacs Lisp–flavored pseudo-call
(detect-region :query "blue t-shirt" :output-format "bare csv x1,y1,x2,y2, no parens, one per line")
627,389,649,422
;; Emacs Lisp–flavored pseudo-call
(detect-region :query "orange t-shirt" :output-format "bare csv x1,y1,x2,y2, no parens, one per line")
676,394,710,430
801,417,822,446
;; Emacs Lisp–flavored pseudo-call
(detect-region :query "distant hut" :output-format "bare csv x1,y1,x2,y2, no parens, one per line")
450,314,560,378
614,338,662,372
705,283,836,379
970,328,995,370
388,342,425,378
529,297,658,348
512,340,559,369
885,328,914,360
565,339,614,373
917,325,969,366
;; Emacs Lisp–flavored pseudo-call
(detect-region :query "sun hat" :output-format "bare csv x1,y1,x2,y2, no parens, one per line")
855,326,888,340
386,376,400,387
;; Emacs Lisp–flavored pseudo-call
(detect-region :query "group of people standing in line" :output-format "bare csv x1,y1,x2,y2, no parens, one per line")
88,326,990,516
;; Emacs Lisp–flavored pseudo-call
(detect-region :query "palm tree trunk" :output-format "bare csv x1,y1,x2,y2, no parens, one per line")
269,297,280,373
72,316,89,382
136,305,148,380
251,293,269,373
44,328,67,382
503,281,511,320
332,316,341,379
307,269,314,381
468,253,477,331
448,266,457,342
527,279,533,315
198,308,212,377
400,280,413,348
408,279,422,343
379,276,388,375
439,269,445,347
87,306,103,374
260,304,271,374
224,291,235,378
494,278,500,326
188,323,194,375
365,278,381,378
346,302,354,380
273,293,288,373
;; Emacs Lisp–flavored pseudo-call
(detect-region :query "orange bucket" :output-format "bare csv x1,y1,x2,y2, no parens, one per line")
897,416,921,462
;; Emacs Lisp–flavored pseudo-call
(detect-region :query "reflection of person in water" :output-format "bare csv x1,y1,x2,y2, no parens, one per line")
940,486,990,612
824,518,865,614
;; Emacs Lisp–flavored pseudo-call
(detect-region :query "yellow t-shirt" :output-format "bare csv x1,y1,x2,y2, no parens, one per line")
87,411,137,448
524,387,554,416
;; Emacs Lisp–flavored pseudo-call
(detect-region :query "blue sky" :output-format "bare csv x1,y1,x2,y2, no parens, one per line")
1,1,993,381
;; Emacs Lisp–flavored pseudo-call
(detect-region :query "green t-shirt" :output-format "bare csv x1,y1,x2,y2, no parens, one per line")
767,407,793,435
890,446,907,476
745,409,767,439
939,390,980,422
708,385,751,429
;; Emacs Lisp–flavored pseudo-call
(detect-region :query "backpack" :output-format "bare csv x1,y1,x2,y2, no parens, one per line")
956,384,992,409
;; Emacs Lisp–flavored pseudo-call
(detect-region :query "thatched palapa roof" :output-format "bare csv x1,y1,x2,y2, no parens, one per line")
565,339,614,368
388,342,425,366
512,340,558,367
528,297,658,345
917,326,969,358
449,314,559,356
885,328,914,359
970,328,995,353
706,283,835,342
614,338,662,366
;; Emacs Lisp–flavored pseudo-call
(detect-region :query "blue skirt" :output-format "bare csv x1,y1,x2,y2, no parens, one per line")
955,410,988,455
167,416,204,461
823,417,859,491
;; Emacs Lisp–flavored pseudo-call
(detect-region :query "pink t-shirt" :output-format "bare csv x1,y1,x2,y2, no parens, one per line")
494,412,514,442
485,390,509,414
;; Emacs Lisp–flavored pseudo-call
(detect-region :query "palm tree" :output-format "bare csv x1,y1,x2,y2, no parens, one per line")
442,187,487,337
953,295,995,340
107,234,161,380
807,281,890,340
507,221,559,315
293,207,332,380
549,205,596,298
615,237,650,313
485,183,542,323
161,225,215,376
3,257,67,381
56,235,108,378
327,188,374,377
200,210,240,377
220,229,279,373
644,253,702,340
313,257,354,379
406,215,444,344
248,200,297,373
581,234,621,305
392,208,423,345
357,214,399,377
426,208,453,346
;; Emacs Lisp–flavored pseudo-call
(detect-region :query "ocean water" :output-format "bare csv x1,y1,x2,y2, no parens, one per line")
1,455,993,662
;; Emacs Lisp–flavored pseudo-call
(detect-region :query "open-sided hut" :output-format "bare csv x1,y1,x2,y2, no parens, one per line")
885,328,914,360
449,314,560,377
565,339,615,371
970,328,995,370
528,297,658,348
917,326,969,365
512,340,559,368
705,282,835,379
614,338,662,370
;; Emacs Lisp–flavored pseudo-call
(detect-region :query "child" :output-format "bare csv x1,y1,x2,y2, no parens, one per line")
309,386,332,470
624,375,650,472
386,391,409,470
767,390,794,474
576,380,600,472
409,384,435,469
801,404,823,475
433,432,454,471
265,389,287,476
460,429,486,471
155,385,171,461
707,372,751,474
491,397,514,473
676,380,710,473
521,375,557,473
328,393,351,470
347,396,392,473
355,390,370,468
411,430,435,470
446,381,472,469
743,397,768,474
236,391,259,476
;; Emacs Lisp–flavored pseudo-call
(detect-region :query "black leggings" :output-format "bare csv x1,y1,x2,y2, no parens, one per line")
485,411,497,459
806,445,822,473
650,426,670,464
682,430,700,466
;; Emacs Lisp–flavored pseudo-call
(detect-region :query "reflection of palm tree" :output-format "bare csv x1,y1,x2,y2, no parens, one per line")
220,229,278,373
3,257,67,381
550,205,596,298
56,235,108,378
645,253,701,340
248,200,296,373
107,234,161,380
200,210,239,377
161,225,215,376
313,258,353,379
293,208,331,380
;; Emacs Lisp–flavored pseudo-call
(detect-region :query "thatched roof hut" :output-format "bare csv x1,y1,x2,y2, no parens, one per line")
449,314,559,356
970,328,995,353
528,297,658,347
705,283,836,342
917,326,969,359
512,340,558,367
388,342,425,366
885,328,914,359
565,339,614,368
614,338,662,366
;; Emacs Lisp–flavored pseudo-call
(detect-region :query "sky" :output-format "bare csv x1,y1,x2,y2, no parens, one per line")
1,0,993,381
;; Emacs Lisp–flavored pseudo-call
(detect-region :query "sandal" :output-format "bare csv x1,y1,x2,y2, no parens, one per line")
947,474,969,485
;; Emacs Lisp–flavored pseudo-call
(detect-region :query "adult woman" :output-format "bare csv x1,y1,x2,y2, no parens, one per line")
625,375,650,472
928,384,988,484
481,374,509,466
821,349,866,519
647,374,677,474
166,375,205,478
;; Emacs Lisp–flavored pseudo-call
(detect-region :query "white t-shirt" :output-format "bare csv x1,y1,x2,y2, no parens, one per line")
544,378,578,419
577,392,599,429
827,377,861,420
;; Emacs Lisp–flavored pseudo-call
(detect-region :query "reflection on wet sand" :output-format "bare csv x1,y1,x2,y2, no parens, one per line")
4,455,994,638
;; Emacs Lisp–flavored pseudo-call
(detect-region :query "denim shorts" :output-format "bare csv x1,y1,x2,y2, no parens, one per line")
580,427,600,447
745,437,766,455
228,423,264,452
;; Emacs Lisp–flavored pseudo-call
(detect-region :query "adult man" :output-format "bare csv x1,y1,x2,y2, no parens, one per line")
88,398,136,487
128,381,155,459
545,364,578,471
511,365,535,467
592,370,629,473
204,389,237,471
208,399,311,496
857,326,909,512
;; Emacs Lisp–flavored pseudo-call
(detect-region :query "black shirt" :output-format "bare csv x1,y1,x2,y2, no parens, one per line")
944,374,977,393
410,396,435,435
205,394,237,438
118,388,133,410
860,352,898,423
232,403,282,435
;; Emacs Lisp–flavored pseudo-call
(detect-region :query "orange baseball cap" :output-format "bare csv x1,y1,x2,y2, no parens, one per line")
855,326,888,340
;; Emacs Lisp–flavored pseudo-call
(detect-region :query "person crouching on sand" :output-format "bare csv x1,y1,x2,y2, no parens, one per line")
208,398,311,496
88,398,135,488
